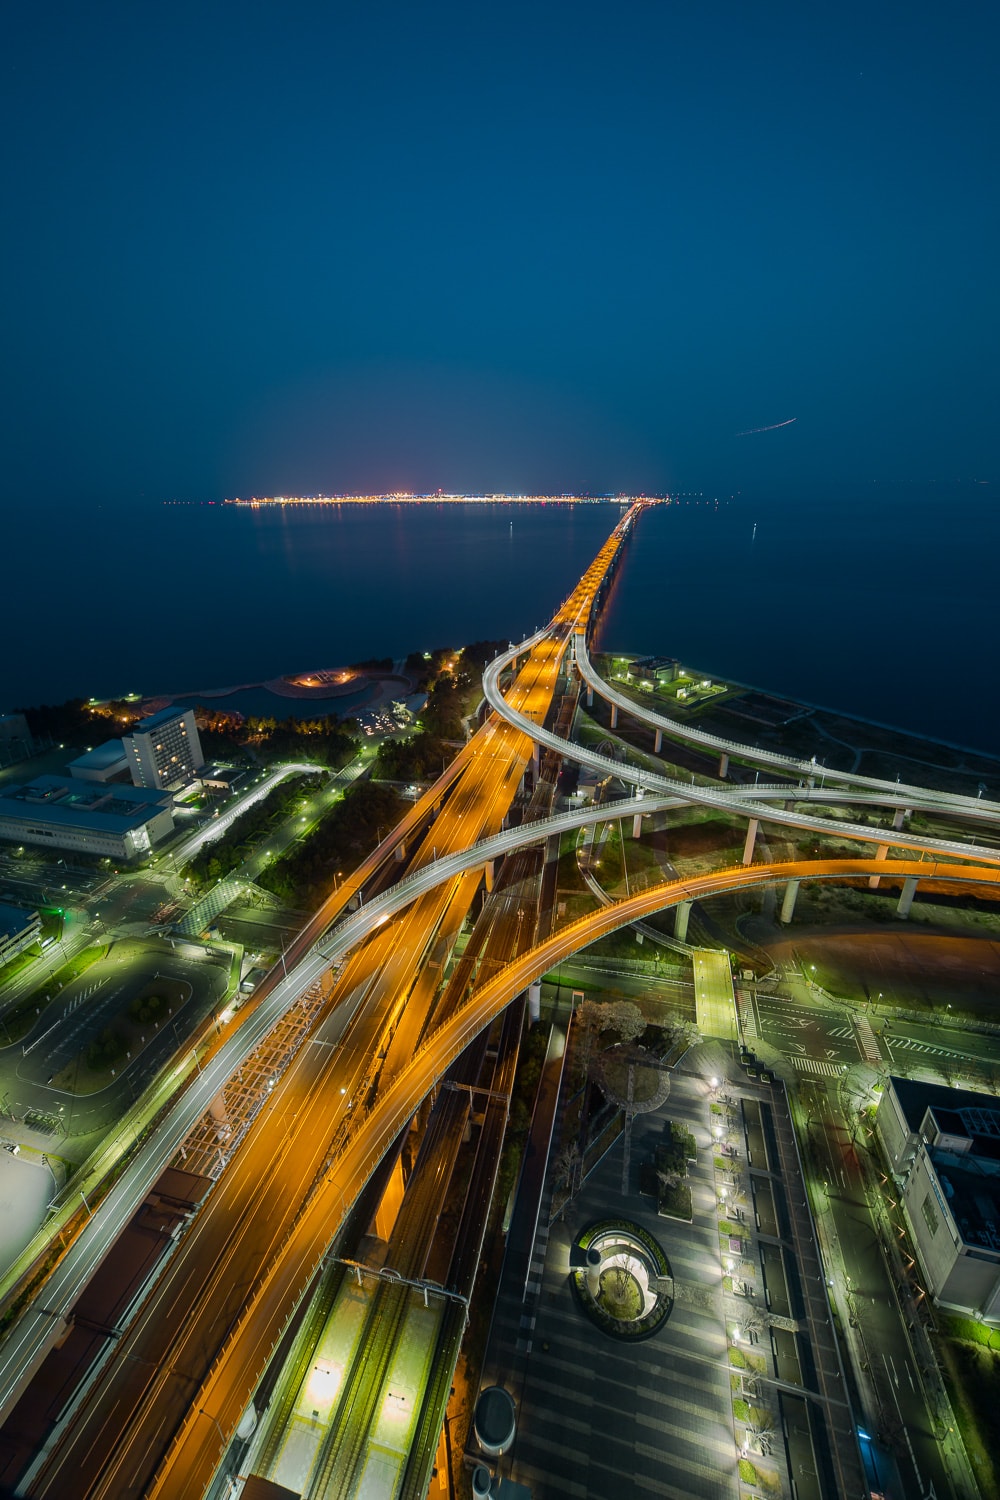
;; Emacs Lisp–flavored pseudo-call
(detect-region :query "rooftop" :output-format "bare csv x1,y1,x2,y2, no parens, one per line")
68,740,127,772
133,707,190,735
0,777,172,833
891,1075,998,1132
890,1076,1000,1254
0,903,38,942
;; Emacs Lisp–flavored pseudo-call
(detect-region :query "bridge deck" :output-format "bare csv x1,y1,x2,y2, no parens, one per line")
692,948,738,1041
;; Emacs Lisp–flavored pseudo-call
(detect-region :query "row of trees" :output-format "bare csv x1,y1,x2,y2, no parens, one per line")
257,781,404,909
184,773,313,886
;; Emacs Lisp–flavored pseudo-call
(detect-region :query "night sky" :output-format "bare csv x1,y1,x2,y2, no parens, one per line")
3,2,997,504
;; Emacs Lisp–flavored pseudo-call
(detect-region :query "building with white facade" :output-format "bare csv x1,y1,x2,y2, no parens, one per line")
68,739,131,784
0,777,174,863
124,708,204,792
877,1075,1000,1322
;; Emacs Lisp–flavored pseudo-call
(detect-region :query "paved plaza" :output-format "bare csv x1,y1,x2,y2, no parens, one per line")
482,1067,740,1499
478,1043,863,1499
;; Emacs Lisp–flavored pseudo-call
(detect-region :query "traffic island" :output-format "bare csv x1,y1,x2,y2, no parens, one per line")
570,1218,674,1340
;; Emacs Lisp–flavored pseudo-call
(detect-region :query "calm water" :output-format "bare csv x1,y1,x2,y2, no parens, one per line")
4,489,998,753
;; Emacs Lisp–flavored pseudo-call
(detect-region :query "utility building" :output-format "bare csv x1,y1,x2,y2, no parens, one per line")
0,777,174,862
124,708,204,792
877,1076,1000,1322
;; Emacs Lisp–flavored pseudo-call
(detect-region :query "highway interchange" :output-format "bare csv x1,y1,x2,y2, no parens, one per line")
1,498,999,1497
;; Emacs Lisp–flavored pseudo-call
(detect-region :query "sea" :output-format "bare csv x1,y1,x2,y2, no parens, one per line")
5,485,998,755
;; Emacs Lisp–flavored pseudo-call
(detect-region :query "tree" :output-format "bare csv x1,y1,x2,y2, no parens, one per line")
665,1017,703,1051
605,1000,645,1044
553,1141,581,1189
747,1406,775,1455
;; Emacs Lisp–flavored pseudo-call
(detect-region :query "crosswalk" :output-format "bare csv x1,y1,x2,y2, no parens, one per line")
790,1056,843,1077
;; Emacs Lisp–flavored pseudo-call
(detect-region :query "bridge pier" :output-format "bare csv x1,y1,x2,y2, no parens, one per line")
654,727,662,754
868,844,889,888
892,807,911,831
527,982,541,1023
674,900,691,942
394,841,406,862
484,860,495,893
780,879,800,925
718,752,729,779
897,876,919,919
610,703,618,729
742,819,759,866
587,685,594,707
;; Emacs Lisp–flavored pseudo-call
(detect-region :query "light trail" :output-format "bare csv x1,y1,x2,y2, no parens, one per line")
736,417,797,436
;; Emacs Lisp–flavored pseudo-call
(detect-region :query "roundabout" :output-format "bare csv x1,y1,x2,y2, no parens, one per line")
571,1219,674,1341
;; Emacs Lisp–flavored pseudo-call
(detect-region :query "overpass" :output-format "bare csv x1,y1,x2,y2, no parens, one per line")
0,503,649,1498
145,856,1000,1497
3,496,998,1498
573,630,1000,817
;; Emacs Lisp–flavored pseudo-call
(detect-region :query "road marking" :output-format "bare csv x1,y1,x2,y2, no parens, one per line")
790,1057,843,1077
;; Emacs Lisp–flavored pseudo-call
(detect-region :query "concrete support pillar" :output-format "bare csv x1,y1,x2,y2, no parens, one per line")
654,727,663,754
528,982,541,1023
718,752,729,780
897,876,918,919
674,900,691,942
869,843,889,889
892,807,911,831
394,841,406,862
780,879,800,925
374,1155,406,1242
587,685,594,707
610,703,618,730
742,818,759,866
585,1247,602,1296
531,742,540,778
632,811,643,838
484,860,495,893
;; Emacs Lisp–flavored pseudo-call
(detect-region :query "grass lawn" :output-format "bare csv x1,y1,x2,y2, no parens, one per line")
936,1328,1000,1500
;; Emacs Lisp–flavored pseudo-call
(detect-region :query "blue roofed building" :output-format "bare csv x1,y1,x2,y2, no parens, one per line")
0,776,174,863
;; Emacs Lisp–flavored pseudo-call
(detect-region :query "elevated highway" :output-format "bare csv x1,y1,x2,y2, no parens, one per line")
4,760,998,1453
573,631,1000,816
483,642,1000,863
5,495,999,1498
5,758,999,1434
145,856,1000,1496
2,505,647,1497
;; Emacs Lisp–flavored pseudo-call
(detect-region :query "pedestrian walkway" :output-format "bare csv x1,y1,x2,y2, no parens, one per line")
852,1014,882,1064
176,878,245,937
692,950,738,1042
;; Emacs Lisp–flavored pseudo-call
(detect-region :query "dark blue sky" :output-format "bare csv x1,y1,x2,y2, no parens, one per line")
3,1,997,503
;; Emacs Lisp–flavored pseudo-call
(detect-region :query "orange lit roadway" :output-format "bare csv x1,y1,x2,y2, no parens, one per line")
12,496,998,1496
144,856,1000,1496
18,507,646,1499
